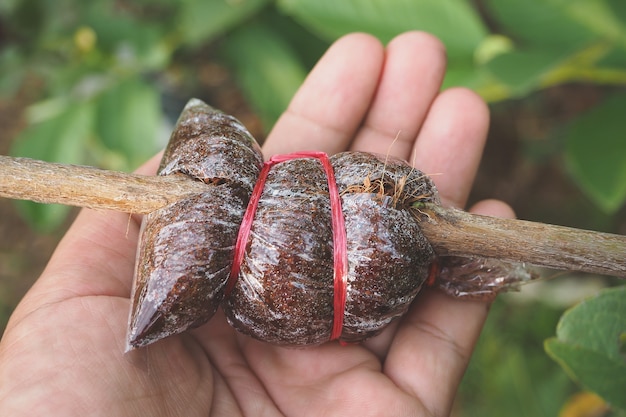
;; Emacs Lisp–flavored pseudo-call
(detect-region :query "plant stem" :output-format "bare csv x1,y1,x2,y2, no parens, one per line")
2,154,625,278
415,203,626,278
0,155,206,214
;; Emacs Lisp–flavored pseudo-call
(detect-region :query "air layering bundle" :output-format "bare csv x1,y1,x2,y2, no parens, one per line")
126,99,527,349
4,99,623,350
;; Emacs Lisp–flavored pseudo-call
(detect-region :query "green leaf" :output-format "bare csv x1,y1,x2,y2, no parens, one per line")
596,45,626,68
8,0,47,43
256,8,330,69
95,77,162,170
545,286,626,411
277,0,487,61
485,49,571,96
14,103,94,162
85,3,171,70
10,101,95,232
565,93,626,213
567,0,626,45
220,23,307,130
461,298,574,417
441,37,514,101
483,0,598,49
484,0,626,86
0,46,26,97
607,0,626,27
177,0,270,46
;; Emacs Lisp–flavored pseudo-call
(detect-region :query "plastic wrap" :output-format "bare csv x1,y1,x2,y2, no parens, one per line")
224,158,335,345
435,256,536,300
127,102,534,350
331,151,440,208
339,193,435,342
158,99,263,192
223,152,439,346
127,185,249,349
126,100,263,350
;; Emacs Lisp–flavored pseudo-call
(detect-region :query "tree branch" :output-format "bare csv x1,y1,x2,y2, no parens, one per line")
2,154,625,278
415,203,626,278
0,156,206,214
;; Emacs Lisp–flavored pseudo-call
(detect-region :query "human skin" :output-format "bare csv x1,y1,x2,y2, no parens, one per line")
0,31,514,416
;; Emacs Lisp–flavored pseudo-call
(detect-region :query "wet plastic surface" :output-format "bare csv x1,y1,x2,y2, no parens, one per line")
436,256,536,300
224,158,335,345
128,185,249,349
127,100,263,349
224,152,439,345
127,100,532,349
159,98,263,192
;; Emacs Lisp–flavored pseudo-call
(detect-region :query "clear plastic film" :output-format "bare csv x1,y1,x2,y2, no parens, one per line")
224,152,440,346
128,103,536,349
332,152,438,343
126,99,263,350
332,151,536,303
224,157,335,345
434,256,536,300
127,185,249,349
340,193,435,343
158,99,263,192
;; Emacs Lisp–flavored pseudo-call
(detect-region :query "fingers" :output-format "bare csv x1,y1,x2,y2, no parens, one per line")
349,32,447,159
262,33,384,158
469,198,516,218
412,87,490,208
384,200,515,417
362,90,489,359
134,150,163,176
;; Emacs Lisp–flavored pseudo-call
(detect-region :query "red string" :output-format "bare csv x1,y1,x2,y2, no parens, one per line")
226,151,348,341
426,261,440,287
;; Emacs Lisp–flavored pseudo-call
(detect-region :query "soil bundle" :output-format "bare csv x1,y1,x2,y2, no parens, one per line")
127,100,445,348
1,99,623,350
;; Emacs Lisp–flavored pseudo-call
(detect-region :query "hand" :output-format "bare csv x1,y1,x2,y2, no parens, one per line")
0,32,514,416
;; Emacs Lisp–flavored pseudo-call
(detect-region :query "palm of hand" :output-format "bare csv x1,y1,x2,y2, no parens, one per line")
0,32,513,417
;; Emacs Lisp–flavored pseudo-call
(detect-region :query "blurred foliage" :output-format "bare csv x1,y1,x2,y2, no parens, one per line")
545,286,626,411
459,296,573,417
2,0,626,227
1,0,625,413
2,0,625,231
461,289,626,417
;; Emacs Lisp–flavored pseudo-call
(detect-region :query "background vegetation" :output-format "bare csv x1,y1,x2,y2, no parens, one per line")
0,0,625,415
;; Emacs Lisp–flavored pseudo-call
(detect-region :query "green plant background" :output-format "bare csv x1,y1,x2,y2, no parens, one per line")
1,0,625,415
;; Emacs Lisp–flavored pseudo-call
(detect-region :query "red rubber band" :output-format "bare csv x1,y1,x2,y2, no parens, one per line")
426,261,440,287
226,152,348,341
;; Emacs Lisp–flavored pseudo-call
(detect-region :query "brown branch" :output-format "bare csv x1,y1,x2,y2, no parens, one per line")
0,155,207,214
416,203,626,278
2,154,625,278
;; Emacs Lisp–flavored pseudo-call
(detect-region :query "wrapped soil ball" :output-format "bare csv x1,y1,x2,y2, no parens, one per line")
224,157,335,345
158,99,263,192
128,101,441,349
224,151,439,346
332,152,439,343
126,99,263,350
128,185,249,348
